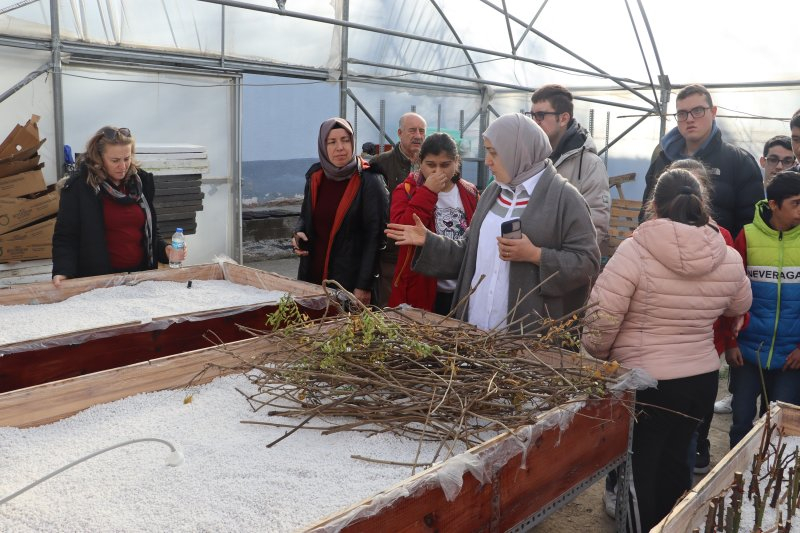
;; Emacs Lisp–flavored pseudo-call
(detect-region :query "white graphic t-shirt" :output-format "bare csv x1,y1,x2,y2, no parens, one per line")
434,185,466,292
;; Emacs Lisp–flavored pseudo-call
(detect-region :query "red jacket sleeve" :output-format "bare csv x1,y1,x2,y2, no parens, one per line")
390,178,438,229
712,226,749,353
722,229,750,350
733,229,748,268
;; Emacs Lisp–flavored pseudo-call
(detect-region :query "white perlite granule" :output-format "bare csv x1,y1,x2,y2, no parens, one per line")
0,373,465,532
0,280,288,346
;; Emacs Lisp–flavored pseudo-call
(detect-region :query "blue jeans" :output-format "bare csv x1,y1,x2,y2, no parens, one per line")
729,360,800,447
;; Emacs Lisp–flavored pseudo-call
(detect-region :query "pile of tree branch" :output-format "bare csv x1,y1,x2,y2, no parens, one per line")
209,292,624,464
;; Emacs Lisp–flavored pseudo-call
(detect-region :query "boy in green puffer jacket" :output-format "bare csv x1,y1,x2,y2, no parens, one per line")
727,170,800,447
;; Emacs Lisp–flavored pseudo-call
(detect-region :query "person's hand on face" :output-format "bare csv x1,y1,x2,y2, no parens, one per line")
423,169,450,194
421,151,457,194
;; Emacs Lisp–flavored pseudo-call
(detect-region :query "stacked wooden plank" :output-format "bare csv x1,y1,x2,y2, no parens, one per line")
136,144,208,238
608,172,641,257
0,114,59,264
0,259,54,287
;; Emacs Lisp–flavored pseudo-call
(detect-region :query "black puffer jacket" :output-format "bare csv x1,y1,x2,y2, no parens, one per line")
295,162,389,293
52,163,168,279
639,127,764,238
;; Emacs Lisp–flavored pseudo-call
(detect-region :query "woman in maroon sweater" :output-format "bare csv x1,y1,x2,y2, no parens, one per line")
388,132,478,313
292,118,388,305
52,126,184,287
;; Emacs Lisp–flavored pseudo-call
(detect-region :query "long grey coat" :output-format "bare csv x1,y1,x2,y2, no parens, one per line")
413,161,600,330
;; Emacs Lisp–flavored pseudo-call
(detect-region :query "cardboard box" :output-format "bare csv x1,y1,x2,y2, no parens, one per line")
0,140,45,167
0,190,59,236
0,115,40,158
0,155,41,179
0,168,47,198
0,241,51,262
0,217,55,246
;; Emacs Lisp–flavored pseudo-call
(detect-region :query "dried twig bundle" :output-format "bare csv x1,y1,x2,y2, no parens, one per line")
213,292,626,465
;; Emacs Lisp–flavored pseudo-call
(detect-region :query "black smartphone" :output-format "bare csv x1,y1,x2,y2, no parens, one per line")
500,218,522,239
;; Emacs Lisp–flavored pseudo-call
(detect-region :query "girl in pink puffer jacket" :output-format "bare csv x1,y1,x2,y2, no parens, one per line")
582,168,751,533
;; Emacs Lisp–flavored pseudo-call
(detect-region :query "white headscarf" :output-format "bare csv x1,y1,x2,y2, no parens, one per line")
483,113,552,187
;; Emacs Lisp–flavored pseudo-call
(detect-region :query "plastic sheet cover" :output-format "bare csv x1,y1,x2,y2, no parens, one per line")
311,394,625,531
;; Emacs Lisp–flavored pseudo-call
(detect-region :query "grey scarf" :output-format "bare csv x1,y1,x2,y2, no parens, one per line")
483,113,552,187
318,118,358,181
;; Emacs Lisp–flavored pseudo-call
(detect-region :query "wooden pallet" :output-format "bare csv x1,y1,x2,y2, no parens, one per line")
608,173,642,256
0,259,53,286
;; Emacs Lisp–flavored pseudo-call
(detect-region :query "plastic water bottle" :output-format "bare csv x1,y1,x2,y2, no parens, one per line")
170,228,185,269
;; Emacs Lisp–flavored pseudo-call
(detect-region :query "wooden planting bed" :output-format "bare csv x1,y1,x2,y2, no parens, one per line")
0,263,328,393
653,402,800,532
0,317,635,532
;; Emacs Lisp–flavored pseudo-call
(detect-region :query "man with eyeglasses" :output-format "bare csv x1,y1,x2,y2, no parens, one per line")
530,84,610,256
760,135,795,186
791,109,800,171
638,84,763,240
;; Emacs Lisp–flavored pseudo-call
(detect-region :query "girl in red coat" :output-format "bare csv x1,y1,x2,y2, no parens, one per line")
389,132,478,313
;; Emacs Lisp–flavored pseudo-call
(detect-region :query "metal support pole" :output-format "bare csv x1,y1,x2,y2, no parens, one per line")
598,113,652,157
198,0,652,90
588,109,595,137
379,99,385,152
338,0,349,119
437,103,441,132
346,89,394,146
411,104,416,113
220,5,226,68
477,87,489,190
0,63,50,105
353,105,358,146
233,76,243,263
604,111,610,167
50,0,65,177
461,109,481,133
658,74,671,139
459,110,465,138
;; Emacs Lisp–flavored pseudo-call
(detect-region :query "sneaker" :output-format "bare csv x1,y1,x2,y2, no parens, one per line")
602,489,616,518
714,394,733,414
694,445,711,474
